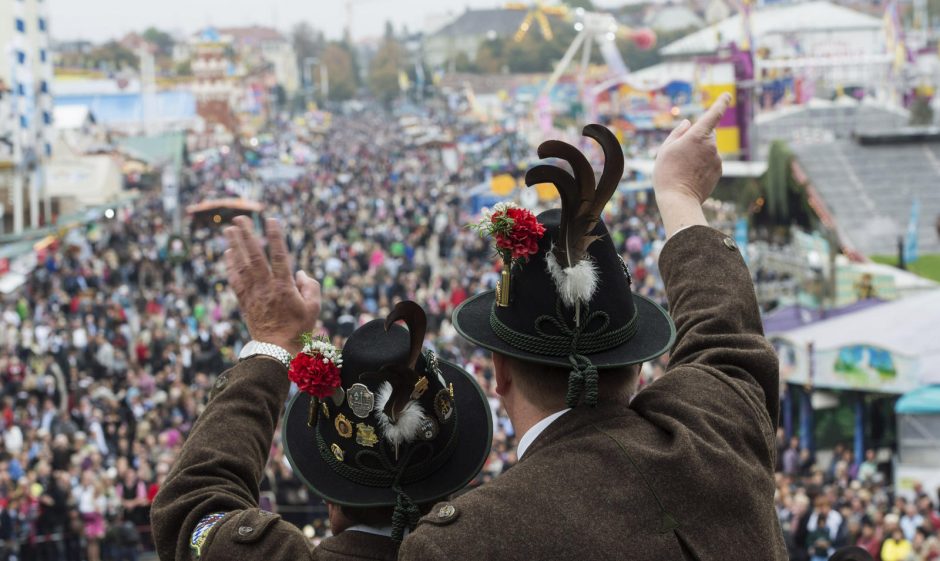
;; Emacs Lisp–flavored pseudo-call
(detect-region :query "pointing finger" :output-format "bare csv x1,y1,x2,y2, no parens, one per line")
690,93,732,137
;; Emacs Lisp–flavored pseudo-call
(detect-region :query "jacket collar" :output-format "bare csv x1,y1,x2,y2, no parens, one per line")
317,530,399,561
517,409,570,459
518,400,631,461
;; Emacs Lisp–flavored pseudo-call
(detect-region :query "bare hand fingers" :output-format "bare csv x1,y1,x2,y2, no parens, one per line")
234,215,271,283
223,226,248,279
223,249,243,295
662,119,691,148
690,93,732,137
296,270,321,316
266,218,292,282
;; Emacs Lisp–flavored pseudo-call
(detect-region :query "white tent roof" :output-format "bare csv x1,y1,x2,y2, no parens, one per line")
660,1,883,56
780,289,940,382
54,105,94,130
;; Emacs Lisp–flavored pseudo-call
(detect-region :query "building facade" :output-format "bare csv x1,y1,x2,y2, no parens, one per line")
0,0,54,234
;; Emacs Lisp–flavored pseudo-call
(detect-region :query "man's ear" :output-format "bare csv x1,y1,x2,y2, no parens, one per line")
492,352,512,397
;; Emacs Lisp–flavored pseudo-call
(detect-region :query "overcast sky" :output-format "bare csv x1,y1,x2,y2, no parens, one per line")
49,0,625,42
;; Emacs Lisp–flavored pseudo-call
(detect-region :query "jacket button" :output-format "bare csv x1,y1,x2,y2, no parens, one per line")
215,375,228,389
237,526,254,536
723,238,737,250
437,505,456,520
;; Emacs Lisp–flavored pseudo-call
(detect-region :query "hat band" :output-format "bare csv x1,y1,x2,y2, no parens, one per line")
314,407,459,489
489,300,638,408
488,299,638,357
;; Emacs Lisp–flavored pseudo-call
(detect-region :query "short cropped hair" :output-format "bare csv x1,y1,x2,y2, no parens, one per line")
503,354,640,412
340,503,434,528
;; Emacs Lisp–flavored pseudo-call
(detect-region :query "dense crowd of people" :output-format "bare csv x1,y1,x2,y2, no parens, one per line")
0,107,672,560
1,104,935,561
775,436,940,560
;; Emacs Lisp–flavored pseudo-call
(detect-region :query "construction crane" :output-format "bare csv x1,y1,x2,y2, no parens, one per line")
505,1,570,42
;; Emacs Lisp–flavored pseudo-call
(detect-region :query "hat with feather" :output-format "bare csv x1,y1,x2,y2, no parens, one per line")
282,301,492,541
454,124,676,408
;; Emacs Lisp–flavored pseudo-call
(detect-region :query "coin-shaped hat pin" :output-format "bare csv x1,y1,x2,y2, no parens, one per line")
335,413,353,439
356,423,379,447
416,416,439,441
348,383,375,419
331,443,344,462
434,389,454,423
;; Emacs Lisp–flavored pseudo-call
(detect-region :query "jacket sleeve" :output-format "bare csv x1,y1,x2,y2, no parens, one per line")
150,357,309,561
655,225,779,432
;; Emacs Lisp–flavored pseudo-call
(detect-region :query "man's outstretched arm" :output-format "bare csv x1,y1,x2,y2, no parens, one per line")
650,93,779,427
151,217,321,561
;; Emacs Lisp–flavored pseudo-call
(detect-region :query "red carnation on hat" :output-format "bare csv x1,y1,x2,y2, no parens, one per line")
472,202,545,264
495,207,545,261
288,336,343,399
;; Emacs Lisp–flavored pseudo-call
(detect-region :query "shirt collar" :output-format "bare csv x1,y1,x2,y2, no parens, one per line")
516,409,571,459
345,524,398,538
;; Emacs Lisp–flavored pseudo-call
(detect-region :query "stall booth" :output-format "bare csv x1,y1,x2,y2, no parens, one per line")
770,289,940,471
895,386,940,500
186,198,265,230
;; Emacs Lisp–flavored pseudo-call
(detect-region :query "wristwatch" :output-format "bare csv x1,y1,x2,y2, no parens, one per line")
238,341,293,369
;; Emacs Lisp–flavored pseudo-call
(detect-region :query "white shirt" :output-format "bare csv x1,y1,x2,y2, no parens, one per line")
347,524,403,538
516,409,571,459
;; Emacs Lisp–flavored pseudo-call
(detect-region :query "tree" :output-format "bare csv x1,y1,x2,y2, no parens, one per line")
142,27,175,57
321,42,357,101
566,0,596,9
291,22,324,64
474,40,504,74
616,27,696,73
368,30,405,104
89,41,139,71
909,94,934,126
175,60,192,76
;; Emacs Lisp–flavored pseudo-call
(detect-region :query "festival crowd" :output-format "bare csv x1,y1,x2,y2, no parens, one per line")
1,106,936,561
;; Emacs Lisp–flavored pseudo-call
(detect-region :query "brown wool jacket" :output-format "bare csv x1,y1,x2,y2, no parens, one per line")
150,356,400,561
398,226,789,561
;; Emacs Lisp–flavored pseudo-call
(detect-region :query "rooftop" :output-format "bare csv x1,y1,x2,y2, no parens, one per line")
660,1,882,56
431,8,544,38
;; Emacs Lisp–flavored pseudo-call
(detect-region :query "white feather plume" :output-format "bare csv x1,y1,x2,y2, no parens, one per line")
545,248,599,308
373,381,426,446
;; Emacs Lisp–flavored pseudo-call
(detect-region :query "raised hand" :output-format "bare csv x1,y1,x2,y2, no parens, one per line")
652,93,732,237
224,216,320,356
653,93,731,205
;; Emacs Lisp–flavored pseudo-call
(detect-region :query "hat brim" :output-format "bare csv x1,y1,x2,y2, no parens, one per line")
282,359,493,508
453,290,676,368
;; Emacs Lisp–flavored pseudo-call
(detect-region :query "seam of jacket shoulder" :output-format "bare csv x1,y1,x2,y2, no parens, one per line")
401,530,449,560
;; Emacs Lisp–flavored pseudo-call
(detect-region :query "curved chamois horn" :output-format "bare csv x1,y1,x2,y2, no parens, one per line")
384,300,427,370
525,124,624,270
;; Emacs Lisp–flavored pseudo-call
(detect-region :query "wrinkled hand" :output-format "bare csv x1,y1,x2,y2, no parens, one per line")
652,93,731,206
224,216,320,356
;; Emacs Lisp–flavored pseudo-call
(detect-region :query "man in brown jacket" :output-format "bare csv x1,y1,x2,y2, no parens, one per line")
399,94,789,559
150,218,492,561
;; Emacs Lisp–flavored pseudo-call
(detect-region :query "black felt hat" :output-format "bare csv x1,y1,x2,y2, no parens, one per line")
453,125,675,407
282,302,492,539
